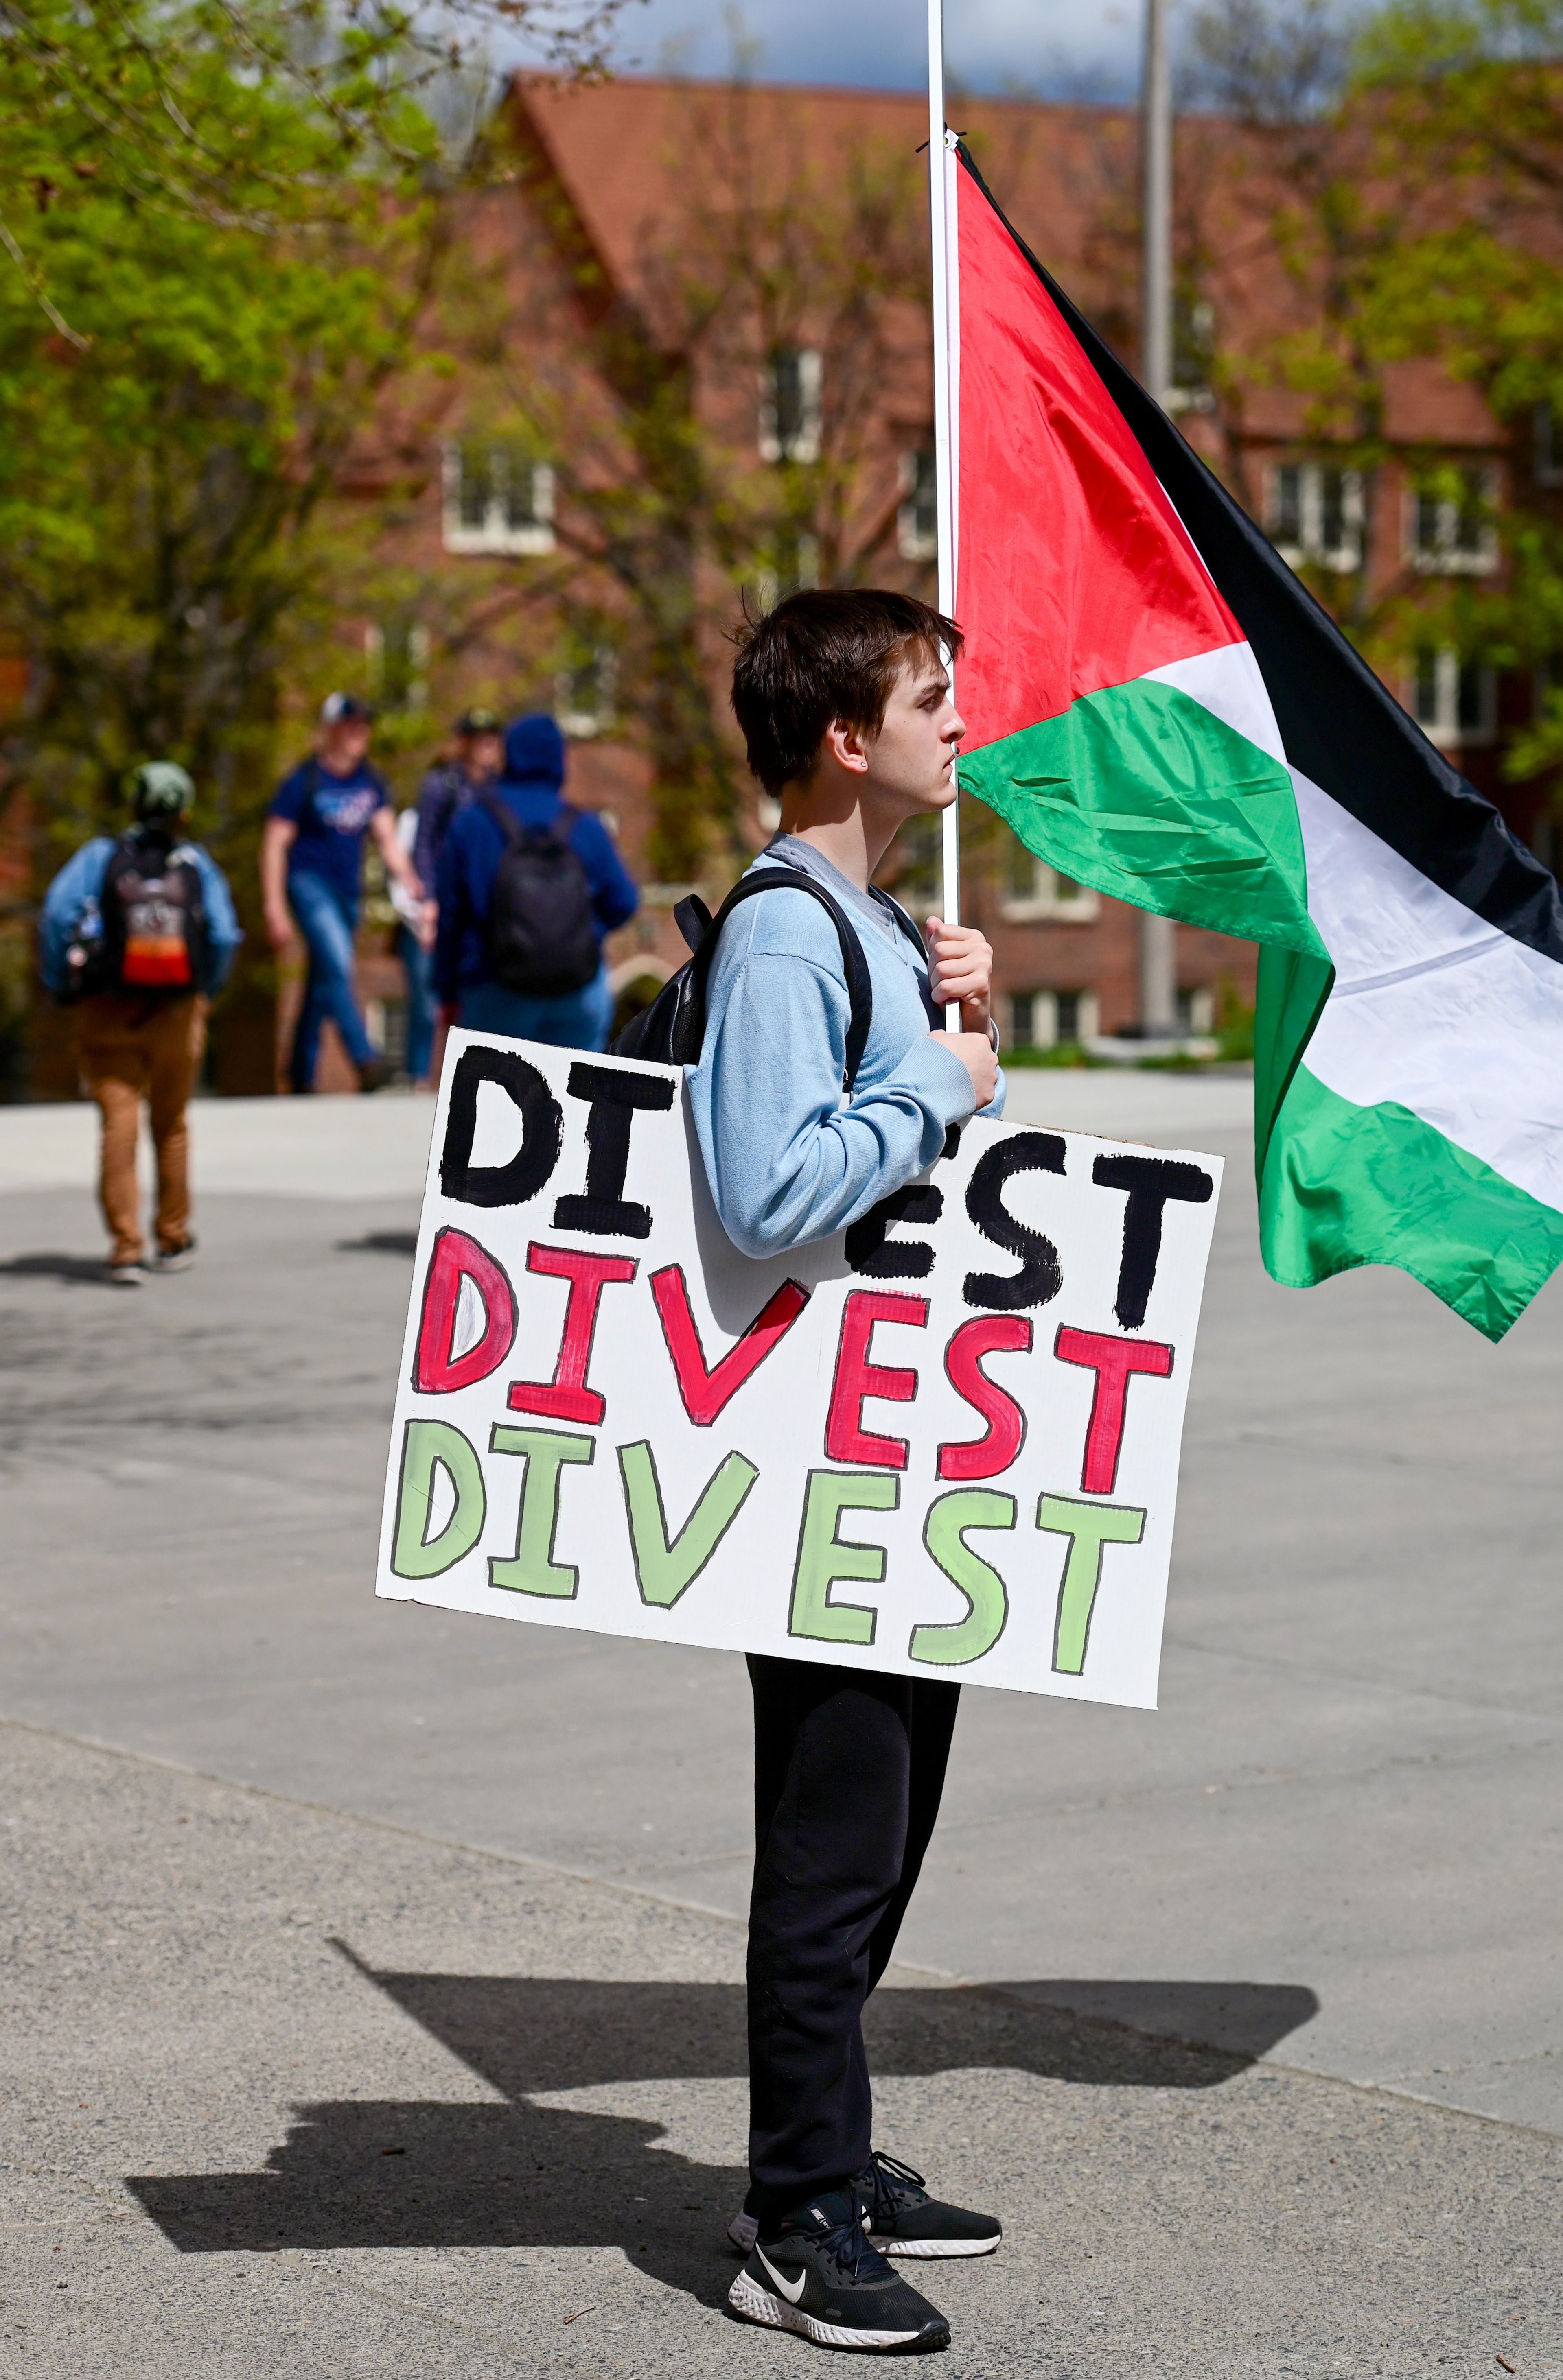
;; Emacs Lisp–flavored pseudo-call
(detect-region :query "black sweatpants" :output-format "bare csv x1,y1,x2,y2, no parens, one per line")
745,1652,961,2222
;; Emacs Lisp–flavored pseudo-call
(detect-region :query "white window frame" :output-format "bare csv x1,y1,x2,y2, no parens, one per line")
1266,462,1364,571
759,348,823,465
556,648,617,740
1010,989,1100,1050
999,857,1100,923
442,442,556,557
1410,647,1497,746
898,446,938,561
1407,466,1499,575
363,621,429,711
757,531,820,614
1174,986,1216,1036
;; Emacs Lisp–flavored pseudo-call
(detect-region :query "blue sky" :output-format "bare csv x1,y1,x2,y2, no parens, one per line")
545,0,1145,104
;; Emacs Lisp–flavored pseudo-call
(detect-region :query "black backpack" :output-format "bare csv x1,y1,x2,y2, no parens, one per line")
479,792,601,997
94,830,208,1000
613,863,927,1087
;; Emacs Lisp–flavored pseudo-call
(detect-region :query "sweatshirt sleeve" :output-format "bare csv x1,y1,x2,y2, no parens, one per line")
688,889,976,1259
192,849,242,994
38,841,111,995
572,811,639,933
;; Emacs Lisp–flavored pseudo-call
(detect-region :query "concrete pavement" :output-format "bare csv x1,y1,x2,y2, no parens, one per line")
2,1080,1561,2373
5,1718,1559,2378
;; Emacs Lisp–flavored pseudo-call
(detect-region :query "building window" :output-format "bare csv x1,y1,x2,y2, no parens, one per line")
1165,296,1217,417
757,529,820,612
1408,468,1498,574
898,447,938,561
1175,987,1215,1036
1267,463,1363,570
876,812,941,912
364,619,429,711
1536,403,1563,489
442,442,555,556
1011,989,1098,1049
1412,648,1496,744
760,348,822,464
1000,840,1100,922
556,649,616,739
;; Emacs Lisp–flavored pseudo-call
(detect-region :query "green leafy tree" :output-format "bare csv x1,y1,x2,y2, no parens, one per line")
1350,0,1563,780
477,76,939,885
0,0,623,1085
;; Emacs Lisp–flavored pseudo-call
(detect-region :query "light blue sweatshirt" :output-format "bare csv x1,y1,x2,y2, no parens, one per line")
688,837,1006,1260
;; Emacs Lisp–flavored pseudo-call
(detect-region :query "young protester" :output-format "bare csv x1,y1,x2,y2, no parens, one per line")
260,693,424,1093
39,761,241,1285
688,590,1003,2355
394,708,506,1086
433,712,638,1051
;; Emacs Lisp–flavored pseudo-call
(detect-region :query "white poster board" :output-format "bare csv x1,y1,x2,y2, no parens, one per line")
376,1032,1223,1707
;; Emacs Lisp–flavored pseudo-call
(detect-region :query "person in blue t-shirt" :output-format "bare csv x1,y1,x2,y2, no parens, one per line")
433,712,638,1051
260,693,425,1093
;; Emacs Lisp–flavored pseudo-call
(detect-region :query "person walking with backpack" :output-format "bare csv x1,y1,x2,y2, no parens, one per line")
39,761,241,1286
260,693,425,1093
433,712,637,1050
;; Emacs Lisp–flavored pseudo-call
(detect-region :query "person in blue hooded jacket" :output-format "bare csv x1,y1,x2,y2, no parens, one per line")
433,712,639,1051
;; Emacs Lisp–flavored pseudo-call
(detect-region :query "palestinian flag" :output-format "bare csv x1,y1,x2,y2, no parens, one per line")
950,141,1563,1342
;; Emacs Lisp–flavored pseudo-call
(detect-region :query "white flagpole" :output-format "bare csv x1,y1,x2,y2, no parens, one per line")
927,0,961,1027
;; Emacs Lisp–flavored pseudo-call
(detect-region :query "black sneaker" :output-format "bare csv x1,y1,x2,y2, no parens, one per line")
728,2188,950,2352
153,1237,197,1273
855,2152,1002,2260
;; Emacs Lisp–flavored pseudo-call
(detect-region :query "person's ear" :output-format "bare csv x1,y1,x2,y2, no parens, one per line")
822,717,870,775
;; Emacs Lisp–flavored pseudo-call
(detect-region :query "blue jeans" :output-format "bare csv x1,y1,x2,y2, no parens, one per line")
459,963,612,1052
287,871,374,1091
396,923,436,1082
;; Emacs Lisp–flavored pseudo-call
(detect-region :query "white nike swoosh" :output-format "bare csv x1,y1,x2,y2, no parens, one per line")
756,2246,807,2305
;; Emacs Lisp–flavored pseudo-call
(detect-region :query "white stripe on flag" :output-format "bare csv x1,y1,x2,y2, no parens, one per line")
1294,773,1563,1213
1149,640,1563,1209
1146,641,1284,760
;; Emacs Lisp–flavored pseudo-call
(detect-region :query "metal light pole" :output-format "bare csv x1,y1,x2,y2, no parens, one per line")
927,0,961,1027
1137,0,1178,1040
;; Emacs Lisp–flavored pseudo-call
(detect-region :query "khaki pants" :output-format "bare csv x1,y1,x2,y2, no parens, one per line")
75,994,206,1267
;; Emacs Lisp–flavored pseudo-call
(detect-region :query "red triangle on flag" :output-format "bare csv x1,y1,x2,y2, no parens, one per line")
954,148,1243,754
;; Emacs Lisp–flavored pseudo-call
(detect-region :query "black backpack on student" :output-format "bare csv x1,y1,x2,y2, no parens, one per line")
92,830,208,1000
478,792,601,997
613,863,926,1088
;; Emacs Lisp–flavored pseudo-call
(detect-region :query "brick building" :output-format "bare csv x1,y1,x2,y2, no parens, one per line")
18,72,1555,1089
336,70,1548,1075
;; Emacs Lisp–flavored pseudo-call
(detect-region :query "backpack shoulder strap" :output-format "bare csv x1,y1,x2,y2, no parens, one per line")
693,865,875,1092
477,789,523,846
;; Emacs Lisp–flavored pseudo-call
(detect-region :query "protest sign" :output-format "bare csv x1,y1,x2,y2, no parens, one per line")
376,1031,1223,1708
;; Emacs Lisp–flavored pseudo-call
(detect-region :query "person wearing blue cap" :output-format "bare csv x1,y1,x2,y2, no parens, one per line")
260,693,425,1093
433,712,639,1050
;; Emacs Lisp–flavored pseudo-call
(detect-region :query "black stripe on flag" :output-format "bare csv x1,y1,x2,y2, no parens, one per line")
955,143,1563,969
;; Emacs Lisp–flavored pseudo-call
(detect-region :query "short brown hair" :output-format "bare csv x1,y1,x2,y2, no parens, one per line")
730,589,963,795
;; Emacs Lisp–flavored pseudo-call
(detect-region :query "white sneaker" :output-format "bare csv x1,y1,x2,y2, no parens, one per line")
109,1262,147,1287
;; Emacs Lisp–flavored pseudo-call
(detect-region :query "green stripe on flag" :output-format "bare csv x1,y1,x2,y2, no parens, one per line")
960,680,1327,961
1260,1064,1563,1342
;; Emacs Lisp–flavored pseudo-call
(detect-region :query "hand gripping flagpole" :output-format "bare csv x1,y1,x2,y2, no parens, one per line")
927,0,962,1029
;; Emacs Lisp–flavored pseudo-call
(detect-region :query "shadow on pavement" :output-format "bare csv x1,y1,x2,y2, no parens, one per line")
0,1250,112,1284
335,1230,419,1257
126,1956,1318,2289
